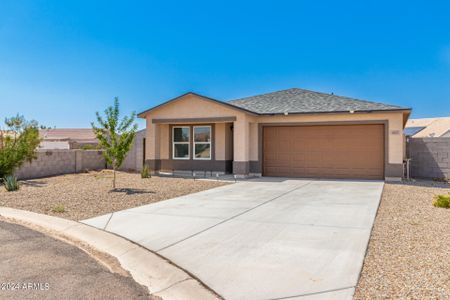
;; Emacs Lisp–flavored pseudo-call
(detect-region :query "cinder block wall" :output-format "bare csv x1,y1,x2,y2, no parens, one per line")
120,129,145,172
407,137,450,179
15,150,105,180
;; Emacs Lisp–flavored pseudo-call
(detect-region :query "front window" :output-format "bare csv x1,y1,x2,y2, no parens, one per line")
173,126,190,159
193,126,211,160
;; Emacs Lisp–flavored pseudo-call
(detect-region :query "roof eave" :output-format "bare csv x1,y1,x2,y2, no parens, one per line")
256,108,412,116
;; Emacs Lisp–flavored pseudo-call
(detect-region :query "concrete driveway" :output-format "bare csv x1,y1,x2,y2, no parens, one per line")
83,178,384,300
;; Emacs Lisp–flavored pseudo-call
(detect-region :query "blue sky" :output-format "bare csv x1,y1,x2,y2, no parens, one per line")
1,1,449,129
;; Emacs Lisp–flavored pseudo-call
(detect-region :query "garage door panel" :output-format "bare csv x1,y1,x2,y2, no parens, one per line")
263,125,384,179
264,167,292,177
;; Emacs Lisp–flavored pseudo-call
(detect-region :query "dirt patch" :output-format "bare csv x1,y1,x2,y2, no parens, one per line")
0,170,228,221
354,180,450,299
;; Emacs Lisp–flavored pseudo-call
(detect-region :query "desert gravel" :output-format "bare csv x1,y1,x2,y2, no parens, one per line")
354,180,450,299
0,170,228,221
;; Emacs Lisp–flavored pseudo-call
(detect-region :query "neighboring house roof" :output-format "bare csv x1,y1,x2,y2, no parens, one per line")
228,88,409,115
405,117,450,137
39,140,71,150
40,128,97,141
442,130,450,137
404,126,426,137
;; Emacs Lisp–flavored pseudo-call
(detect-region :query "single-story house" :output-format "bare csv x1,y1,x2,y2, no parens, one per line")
405,117,450,137
39,128,99,149
138,88,411,181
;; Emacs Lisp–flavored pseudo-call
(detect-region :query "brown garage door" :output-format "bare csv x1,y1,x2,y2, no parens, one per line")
263,124,384,179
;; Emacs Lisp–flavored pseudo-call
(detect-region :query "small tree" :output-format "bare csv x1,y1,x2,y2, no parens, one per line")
91,97,137,189
0,115,41,179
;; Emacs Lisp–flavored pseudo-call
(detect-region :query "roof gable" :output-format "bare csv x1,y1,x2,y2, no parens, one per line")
138,92,256,118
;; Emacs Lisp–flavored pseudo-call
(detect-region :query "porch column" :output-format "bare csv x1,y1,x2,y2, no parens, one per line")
145,119,160,171
233,116,250,176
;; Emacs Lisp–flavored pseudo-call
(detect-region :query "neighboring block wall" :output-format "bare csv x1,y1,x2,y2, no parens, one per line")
15,150,105,180
77,150,106,170
407,138,450,179
120,129,146,172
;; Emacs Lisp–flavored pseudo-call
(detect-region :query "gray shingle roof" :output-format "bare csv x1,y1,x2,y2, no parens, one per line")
228,88,409,115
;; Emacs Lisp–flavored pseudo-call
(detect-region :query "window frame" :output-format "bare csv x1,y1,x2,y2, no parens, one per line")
193,125,212,160
172,126,190,160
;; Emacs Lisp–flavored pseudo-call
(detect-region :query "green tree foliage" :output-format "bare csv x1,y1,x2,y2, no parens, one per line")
0,115,41,178
91,97,137,189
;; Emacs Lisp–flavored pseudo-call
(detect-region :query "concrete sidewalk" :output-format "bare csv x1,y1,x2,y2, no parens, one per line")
83,178,384,300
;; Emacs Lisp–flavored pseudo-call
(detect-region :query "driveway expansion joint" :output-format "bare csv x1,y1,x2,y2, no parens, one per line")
103,212,115,230
153,278,192,294
268,285,355,299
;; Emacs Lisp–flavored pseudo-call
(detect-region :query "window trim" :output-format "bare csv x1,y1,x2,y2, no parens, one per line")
172,126,190,160
193,125,212,160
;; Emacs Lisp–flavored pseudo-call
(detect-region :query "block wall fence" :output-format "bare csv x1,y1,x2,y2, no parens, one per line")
15,150,106,180
407,137,450,179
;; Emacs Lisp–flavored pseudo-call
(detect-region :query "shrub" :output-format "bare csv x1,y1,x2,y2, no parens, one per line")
433,194,450,208
141,164,151,178
0,115,41,178
52,204,65,213
3,175,19,191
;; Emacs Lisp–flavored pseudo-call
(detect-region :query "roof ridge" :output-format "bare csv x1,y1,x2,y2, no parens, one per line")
40,128,94,130
229,87,403,109
228,87,299,102
227,87,410,114
289,87,384,106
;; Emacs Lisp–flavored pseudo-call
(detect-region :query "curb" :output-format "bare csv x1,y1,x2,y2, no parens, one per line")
0,207,219,300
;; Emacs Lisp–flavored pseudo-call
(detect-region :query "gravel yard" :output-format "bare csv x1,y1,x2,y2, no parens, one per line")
0,170,228,221
354,180,450,299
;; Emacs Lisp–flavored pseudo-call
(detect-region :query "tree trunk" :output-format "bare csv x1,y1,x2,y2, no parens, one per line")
113,167,116,189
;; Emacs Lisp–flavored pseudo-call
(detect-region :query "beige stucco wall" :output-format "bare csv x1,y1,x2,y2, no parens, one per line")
233,114,251,162
160,124,170,159
142,94,407,171
145,122,158,160
215,123,226,160
249,122,259,161
225,123,233,160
